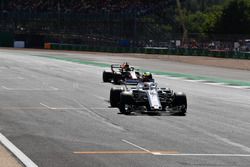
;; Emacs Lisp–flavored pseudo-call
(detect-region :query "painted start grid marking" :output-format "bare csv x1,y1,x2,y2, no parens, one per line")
73,151,250,157
157,75,250,90
154,153,250,157
121,140,250,157
73,139,250,157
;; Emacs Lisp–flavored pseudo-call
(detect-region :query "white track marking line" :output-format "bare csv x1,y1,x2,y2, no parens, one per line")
90,107,116,110
204,82,226,86
54,108,85,110
156,75,250,90
226,85,250,89
183,79,207,83
168,77,184,80
121,126,250,157
0,133,38,167
154,153,250,157
49,86,59,90
209,84,250,90
122,140,153,155
2,86,58,91
157,75,183,80
40,103,57,110
2,86,11,90
122,140,250,157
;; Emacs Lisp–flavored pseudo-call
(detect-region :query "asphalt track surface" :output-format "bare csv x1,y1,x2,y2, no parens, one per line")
0,49,250,167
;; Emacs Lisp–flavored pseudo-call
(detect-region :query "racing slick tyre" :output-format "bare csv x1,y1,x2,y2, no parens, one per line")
103,71,113,82
172,92,187,115
119,92,134,115
110,87,124,107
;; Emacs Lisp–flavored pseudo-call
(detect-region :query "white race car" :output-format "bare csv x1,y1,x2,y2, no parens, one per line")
110,82,187,115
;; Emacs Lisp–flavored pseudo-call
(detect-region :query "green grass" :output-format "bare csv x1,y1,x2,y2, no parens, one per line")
36,55,250,87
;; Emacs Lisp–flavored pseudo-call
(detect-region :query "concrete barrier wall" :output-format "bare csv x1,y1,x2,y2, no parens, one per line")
45,43,250,60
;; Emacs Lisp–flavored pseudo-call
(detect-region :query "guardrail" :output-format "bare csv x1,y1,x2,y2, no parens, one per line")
44,43,250,60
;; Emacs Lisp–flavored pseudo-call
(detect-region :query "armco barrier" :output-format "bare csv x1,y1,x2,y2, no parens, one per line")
45,43,250,60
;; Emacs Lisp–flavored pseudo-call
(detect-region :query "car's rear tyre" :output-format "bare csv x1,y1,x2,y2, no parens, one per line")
113,74,122,85
103,71,113,82
172,92,187,115
110,87,124,107
119,92,134,115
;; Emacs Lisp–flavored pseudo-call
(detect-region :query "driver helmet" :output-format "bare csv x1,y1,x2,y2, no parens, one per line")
124,62,129,68
123,62,130,71
142,72,152,82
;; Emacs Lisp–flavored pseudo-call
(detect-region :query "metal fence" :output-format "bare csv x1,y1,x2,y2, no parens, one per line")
0,11,250,50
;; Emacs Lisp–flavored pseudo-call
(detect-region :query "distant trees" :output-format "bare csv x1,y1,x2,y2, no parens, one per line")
185,4,223,34
214,0,250,34
181,0,224,12
149,0,250,46
173,0,224,40
174,0,250,35
176,0,188,44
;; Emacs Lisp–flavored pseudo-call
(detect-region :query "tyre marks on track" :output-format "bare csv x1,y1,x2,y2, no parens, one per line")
40,100,125,131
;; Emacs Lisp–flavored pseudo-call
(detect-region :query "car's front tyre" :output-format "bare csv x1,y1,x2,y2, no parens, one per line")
172,92,187,115
119,92,134,115
110,87,124,107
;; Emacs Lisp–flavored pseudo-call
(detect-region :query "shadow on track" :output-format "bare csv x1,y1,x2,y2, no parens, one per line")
108,105,186,117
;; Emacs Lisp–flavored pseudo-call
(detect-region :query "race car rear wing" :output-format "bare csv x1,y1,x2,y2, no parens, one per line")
111,64,122,72
111,64,121,68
